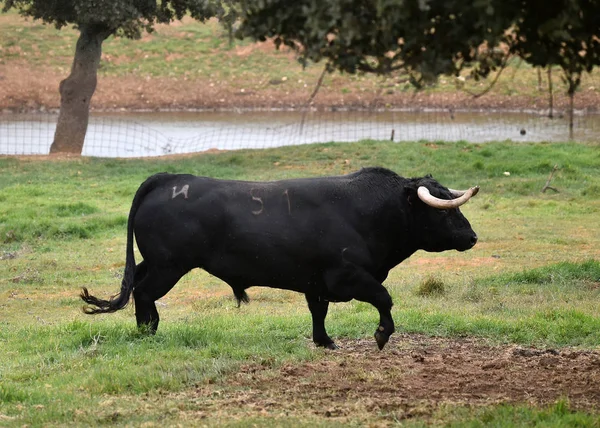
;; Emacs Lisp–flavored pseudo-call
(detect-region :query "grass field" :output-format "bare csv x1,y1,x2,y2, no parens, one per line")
1,140,600,426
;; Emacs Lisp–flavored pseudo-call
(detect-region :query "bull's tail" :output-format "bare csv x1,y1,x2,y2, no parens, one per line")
81,173,168,314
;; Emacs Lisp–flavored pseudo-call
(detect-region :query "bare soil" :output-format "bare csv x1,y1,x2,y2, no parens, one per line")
3,62,600,113
171,335,600,424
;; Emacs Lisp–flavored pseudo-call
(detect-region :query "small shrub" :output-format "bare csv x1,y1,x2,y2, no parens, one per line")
582,184,600,197
417,276,446,297
473,160,484,170
0,383,29,403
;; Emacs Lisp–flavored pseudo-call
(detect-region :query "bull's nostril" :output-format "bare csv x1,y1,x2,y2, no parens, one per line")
471,234,478,246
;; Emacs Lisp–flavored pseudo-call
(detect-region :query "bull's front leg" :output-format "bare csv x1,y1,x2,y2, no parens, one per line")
325,267,395,350
369,290,395,350
305,293,338,349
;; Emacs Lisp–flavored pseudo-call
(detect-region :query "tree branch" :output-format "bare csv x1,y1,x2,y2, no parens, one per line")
299,65,328,134
461,55,510,99
541,165,559,193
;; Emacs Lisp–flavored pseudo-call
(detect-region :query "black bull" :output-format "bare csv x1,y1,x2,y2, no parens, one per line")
81,167,479,350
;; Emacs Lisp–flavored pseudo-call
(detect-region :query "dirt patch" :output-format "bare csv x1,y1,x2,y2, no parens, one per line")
2,62,600,113
233,40,286,57
180,335,600,424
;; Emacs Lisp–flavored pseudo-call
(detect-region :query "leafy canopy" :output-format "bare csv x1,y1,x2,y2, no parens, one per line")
2,0,229,37
508,0,600,93
237,0,511,85
237,0,600,89
4,0,600,91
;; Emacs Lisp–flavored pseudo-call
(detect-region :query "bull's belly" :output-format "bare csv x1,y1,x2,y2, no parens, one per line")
201,252,321,294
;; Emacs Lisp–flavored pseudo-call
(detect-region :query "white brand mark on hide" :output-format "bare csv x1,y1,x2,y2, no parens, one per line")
251,188,264,215
172,185,189,199
283,189,291,214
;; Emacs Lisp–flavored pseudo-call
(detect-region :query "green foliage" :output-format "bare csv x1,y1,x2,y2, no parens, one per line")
238,0,600,93
238,0,508,84
509,0,600,94
2,0,228,38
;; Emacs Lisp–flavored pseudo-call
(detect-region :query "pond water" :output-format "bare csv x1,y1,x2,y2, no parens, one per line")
0,110,597,157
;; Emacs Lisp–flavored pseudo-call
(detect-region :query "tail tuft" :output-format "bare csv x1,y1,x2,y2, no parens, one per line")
80,287,130,314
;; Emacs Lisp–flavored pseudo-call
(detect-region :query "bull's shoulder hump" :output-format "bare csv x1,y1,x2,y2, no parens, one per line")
146,168,402,192
356,167,400,179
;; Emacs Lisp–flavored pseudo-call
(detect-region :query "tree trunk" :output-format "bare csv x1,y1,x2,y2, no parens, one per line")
50,25,112,154
547,67,553,118
562,69,580,141
568,88,574,141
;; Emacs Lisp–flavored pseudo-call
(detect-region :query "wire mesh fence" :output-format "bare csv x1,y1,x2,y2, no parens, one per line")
1,108,598,157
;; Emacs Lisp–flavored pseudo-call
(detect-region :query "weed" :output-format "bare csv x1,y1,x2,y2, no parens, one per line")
473,160,484,170
416,276,446,297
582,184,600,197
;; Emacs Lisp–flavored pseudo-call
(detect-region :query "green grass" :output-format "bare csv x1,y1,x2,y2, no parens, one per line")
1,140,600,425
436,401,600,427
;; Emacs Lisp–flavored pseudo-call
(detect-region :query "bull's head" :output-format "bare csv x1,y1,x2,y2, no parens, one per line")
409,177,479,252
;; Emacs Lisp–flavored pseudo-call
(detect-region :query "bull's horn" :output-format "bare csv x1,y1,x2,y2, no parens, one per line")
448,188,466,197
417,186,480,209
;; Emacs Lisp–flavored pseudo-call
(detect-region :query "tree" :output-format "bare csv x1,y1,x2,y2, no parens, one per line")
237,0,600,108
506,0,600,138
236,0,514,87
2,0,230,154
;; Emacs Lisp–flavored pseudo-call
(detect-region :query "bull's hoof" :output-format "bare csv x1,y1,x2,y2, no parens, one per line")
374,329,390,350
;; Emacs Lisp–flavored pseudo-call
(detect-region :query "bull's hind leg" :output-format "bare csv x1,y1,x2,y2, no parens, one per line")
134,261,148,283
305,294,337,349
133,266,185,334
